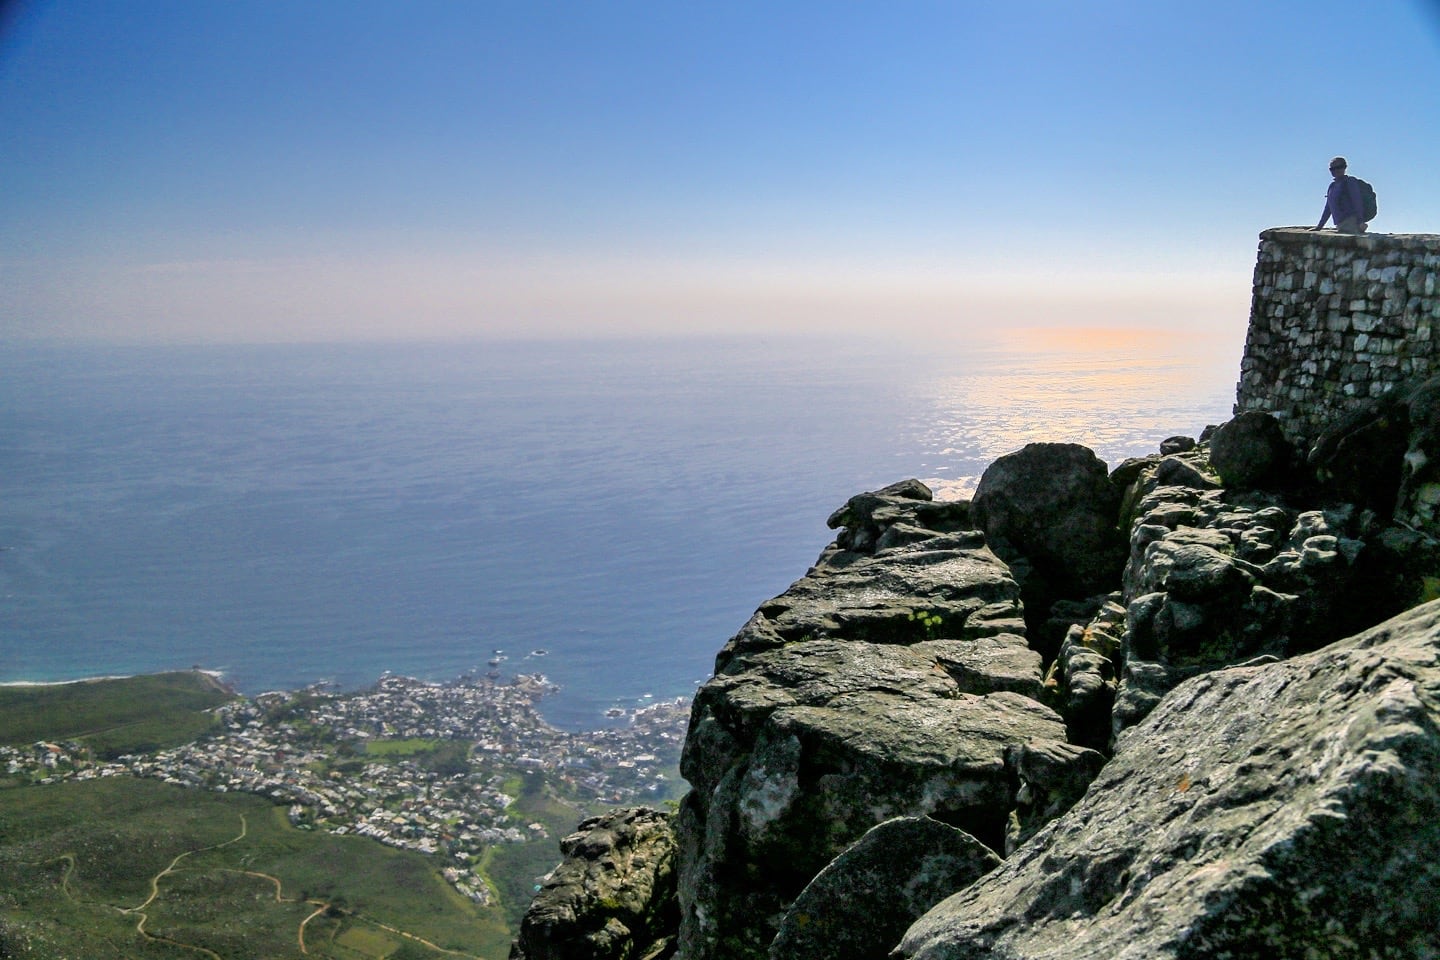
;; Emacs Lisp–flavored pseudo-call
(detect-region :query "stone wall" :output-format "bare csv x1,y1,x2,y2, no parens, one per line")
1234,227,1440,451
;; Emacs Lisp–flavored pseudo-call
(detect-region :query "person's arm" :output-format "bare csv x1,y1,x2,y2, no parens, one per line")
1315,182,1336,229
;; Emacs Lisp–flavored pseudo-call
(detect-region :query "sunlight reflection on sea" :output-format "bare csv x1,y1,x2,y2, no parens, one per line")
911,327,1238,498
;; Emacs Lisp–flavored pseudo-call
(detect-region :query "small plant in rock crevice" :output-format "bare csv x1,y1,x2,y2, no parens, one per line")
907,610,944,640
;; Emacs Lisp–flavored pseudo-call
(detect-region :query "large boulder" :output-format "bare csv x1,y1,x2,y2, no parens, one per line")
678,646,1064,960
897,600,1440,960
509,808,677,960
1208,411,1292,489
770,817,1000,960
971,443,1126,651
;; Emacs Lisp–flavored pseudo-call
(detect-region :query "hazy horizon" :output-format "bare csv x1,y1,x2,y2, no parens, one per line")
3,1,1438,344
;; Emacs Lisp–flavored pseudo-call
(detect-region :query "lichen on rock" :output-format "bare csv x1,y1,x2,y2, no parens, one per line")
675,483,1068,960
509,807,678,960
897,600,1440,960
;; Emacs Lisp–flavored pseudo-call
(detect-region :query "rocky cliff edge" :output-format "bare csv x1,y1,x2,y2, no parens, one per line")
512,376,1440,960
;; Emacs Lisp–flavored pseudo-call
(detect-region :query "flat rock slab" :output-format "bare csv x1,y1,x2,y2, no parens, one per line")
897,600,1440,960
686,638,1064,845
714,531,1022,670
684,639,962,787
913,635,1045,699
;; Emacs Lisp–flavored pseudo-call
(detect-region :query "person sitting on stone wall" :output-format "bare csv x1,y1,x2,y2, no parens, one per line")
1314,156,1367,233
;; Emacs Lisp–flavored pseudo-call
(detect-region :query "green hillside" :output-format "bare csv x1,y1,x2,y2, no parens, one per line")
0,671,235,756
0,671,644,958
0,777,513,958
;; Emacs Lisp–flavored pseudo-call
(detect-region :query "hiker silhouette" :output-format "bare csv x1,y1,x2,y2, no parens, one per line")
1314,157,1375,233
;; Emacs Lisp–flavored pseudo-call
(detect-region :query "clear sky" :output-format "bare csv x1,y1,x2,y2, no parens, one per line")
2,0,1438,343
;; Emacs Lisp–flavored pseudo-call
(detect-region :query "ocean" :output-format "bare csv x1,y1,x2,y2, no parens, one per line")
0,331,1238,730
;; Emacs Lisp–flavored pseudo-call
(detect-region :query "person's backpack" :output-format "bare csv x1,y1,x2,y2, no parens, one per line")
1354,177,1378,222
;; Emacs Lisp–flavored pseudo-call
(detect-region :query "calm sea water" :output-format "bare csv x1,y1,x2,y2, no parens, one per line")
0,332,1237,729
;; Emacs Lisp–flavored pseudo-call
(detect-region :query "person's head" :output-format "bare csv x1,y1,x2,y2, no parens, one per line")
1329,157,1348,179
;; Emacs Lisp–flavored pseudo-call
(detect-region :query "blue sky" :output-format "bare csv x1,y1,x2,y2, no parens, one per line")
2,0,1438,342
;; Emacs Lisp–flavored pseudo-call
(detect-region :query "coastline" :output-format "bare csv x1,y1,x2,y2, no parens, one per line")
0,674,140,687
0,667,226,688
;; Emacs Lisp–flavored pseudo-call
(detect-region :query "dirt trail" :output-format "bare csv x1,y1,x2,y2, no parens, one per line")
46,810,479,958
126,813,249,913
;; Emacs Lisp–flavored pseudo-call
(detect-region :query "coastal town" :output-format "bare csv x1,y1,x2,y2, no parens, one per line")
0,672,691,905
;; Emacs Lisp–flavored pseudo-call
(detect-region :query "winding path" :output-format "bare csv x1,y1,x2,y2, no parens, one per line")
34,811,482,958
116,815,251,958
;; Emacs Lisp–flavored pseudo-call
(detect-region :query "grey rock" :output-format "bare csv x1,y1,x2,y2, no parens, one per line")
680,686,1062,960
1110,656,1185,736
1109,454,1159,493
1151,455,1219,490
712,528,1020,672
898,600,1440,960
1208,411,1292,489
770,817,1000,960
1111,467,1416,736
972,443,1126,603
1158,435,1196,455
1003,738,1106,854
510,807,677,960
972,443,1126,660
1137,538,1255,602
679,617,1063,960
913,635,1045,699
683,639,965,795
826,479,974,554
1049,596,1125,751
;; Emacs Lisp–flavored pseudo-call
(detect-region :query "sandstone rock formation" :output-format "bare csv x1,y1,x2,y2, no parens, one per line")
897,599,1440,959
676,481,1075,960
514,421,1440,960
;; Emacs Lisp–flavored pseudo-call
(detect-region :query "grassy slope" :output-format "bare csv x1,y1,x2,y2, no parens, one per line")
0,671,235,756
0,673,624,959
0,778,514,959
